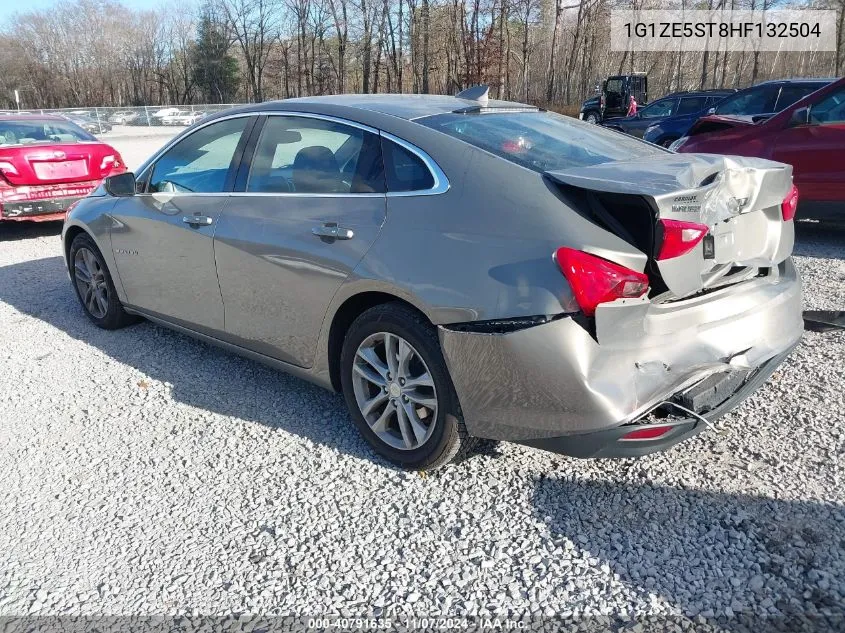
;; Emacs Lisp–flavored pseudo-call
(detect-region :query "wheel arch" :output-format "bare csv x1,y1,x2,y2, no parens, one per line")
325,290,433,393
63,224,89,269
62,216,128,303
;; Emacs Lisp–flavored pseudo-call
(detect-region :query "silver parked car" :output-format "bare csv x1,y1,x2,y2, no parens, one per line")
62,88,803,470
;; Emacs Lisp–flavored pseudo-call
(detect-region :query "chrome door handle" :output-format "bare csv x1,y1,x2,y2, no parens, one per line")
312,224,354,240
183,215,213,226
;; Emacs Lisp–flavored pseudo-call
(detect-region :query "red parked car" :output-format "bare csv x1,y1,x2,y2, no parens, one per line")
675,77,845,220
0,114,126,222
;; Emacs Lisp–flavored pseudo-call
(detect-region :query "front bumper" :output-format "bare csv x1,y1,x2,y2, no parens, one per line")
438,260,803,451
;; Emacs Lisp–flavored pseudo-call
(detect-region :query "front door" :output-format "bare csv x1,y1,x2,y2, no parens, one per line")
771,85,845,203
213,114,387,367
110,116,253,335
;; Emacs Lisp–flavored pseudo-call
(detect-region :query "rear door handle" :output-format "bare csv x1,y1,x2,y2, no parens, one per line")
183,215,214,226
312,223,354,240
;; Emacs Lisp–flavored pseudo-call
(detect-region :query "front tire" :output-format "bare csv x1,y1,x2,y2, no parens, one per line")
340,303,476,470
660,137,678,148
584,111,600,124
69,233,138,330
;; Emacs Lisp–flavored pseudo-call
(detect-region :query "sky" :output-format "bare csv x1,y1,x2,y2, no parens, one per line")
0,0,167,21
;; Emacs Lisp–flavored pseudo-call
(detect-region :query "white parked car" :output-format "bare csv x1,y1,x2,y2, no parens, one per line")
161,110,191,126
151,107,181,125
175,111,206,126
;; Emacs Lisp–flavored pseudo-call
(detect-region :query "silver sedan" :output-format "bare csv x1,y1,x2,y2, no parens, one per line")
62,88,803,469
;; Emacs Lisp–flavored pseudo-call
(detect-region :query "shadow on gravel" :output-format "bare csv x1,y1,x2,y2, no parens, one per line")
793,221,845,261
533,477,845,632
0,254,380,465
0,221,62,242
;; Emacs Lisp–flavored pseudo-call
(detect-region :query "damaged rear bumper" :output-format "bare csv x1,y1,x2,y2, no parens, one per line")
0,182,99,222
438,259,803,456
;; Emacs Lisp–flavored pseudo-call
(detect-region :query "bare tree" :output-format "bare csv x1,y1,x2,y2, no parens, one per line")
219,0,280,101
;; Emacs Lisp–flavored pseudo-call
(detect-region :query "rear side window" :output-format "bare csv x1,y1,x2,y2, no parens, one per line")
419,110,663,174
676,96,708,115
381,139,434,192
149,117,248,193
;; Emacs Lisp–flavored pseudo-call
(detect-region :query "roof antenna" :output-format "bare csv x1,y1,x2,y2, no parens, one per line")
456,84,489,105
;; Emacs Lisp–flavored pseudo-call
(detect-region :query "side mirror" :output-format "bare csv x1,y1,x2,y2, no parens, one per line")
104,172,136,197
707,107,716,115
789,107,810,127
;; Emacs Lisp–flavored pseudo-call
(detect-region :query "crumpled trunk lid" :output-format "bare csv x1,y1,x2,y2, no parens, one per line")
546,153,794,299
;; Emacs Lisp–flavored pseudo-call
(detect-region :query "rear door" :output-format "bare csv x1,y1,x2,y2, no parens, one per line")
110,115,254,335
771,84,845,202
213,114,387,367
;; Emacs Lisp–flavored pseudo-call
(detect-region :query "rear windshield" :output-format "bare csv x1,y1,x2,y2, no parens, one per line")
418,111,663,173
0,120,95,146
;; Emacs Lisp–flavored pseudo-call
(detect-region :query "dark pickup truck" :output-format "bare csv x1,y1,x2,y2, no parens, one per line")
579,74,648,123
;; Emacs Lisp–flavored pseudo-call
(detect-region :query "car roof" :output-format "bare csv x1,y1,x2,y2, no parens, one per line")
0,113,68,122
0,112,67,121
260,93,535,121
658,90,735,99
753,78,836,86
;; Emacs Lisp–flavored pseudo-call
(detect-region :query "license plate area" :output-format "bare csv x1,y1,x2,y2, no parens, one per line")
675,370,749,414
33,159,87,180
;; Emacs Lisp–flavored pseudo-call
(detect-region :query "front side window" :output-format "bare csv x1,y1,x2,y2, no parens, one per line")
419,110,663,174
676,96,708,115
775,85,823,111
715,86,777,116
246,116,384,194
641,99,676,118
149,117,248,193
810,87,845,125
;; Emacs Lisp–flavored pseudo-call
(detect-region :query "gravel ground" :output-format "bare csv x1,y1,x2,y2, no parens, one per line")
0,139,843,629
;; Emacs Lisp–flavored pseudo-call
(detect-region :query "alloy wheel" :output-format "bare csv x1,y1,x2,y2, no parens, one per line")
351,332,438,451
74,247,109,319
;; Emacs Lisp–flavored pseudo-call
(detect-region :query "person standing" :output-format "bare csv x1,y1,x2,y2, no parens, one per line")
627,95,638,117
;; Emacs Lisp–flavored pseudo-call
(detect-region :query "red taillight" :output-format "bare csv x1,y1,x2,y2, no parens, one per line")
0,160,19,177
554,247,649,317
656,219,709,261
620,425,673,441
781,184,798,221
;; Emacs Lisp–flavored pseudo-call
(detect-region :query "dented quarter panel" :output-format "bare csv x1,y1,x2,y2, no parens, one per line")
439,259,802,441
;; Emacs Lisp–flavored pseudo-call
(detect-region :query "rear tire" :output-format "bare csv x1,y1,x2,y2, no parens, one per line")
340,302,477,470
69,233,138,330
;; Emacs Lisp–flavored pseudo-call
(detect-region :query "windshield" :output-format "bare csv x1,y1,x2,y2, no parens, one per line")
419,110,663,173
0,120,95,145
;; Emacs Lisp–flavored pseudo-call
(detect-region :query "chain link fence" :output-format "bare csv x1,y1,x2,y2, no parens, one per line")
1,104,243,133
